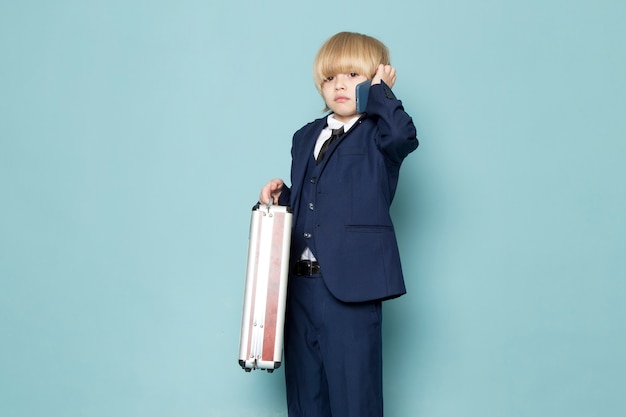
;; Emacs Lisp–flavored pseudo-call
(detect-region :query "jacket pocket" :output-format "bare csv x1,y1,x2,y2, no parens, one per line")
345,225,393,233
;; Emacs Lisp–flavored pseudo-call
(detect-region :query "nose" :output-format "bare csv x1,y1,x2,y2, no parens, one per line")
333,75,346,91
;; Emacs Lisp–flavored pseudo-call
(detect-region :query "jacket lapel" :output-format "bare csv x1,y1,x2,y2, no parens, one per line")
290,118,326,208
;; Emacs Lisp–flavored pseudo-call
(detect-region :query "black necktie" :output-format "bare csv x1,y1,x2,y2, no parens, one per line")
316,127,344,164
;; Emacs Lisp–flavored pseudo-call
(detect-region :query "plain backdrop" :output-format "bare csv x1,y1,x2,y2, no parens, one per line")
1,1,625,416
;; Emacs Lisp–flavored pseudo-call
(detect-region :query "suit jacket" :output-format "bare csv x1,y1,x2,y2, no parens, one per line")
278,81,419,302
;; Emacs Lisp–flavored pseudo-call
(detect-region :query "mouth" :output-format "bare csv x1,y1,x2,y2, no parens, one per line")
335,96,349,103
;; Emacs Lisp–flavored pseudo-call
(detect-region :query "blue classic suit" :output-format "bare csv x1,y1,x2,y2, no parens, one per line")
277,81,418,417
278,81,418,302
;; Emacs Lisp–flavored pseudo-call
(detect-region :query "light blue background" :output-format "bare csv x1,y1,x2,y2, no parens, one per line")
1,1,625,416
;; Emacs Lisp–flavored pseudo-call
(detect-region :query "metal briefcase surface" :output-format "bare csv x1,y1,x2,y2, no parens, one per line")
238,202,292,372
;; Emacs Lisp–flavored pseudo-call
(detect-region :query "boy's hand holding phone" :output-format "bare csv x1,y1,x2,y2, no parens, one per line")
371,64,396,88
356,64,397,113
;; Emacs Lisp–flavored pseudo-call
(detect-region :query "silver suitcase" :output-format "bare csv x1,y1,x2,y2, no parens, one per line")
238,202,292,372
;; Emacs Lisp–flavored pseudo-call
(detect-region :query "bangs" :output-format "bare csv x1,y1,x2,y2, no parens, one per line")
317,47,371,80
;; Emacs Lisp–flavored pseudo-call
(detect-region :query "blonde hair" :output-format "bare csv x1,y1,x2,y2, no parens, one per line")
312,32,390,93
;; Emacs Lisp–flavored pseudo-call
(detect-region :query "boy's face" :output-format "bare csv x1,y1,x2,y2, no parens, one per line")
321,72,368,123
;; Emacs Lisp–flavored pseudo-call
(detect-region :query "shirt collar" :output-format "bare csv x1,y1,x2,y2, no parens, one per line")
326,114,359,133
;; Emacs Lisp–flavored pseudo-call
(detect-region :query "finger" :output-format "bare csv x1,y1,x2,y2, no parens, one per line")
379,65,388,77
372,64,385,84
385,66,396,88
260,181,275,204
259,188,270,204
270,179,283,192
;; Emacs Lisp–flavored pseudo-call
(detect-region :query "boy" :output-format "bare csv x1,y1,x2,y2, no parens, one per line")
259,32,418,417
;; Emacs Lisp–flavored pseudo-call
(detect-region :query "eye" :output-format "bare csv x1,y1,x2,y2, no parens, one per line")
323,76,334,82
349,72,359,78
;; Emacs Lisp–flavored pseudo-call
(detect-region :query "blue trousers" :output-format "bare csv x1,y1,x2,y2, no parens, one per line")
284,272,383,417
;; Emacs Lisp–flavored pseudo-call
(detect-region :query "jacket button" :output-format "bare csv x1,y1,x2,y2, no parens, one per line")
308,203,314,210
303,233,311,239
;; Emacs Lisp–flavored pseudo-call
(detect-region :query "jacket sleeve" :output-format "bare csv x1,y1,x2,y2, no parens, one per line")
365,81,419,164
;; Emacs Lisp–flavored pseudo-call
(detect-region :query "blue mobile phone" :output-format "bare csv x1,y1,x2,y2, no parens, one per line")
355,79,371,113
